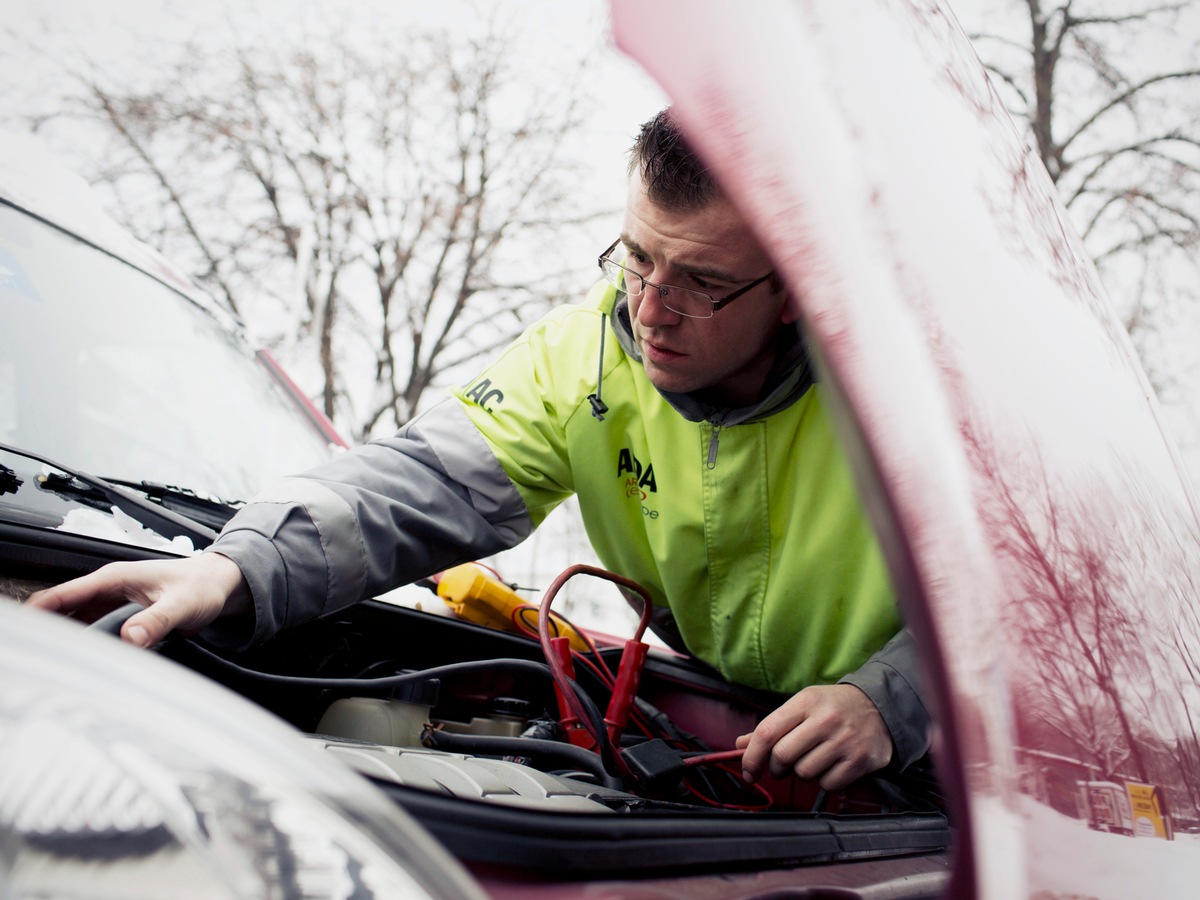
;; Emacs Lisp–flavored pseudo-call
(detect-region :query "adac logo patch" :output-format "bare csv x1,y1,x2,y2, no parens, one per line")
617,448,657,501
464,377,504,412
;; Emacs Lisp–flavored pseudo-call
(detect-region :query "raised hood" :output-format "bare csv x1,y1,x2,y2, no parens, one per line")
612,0,1200,896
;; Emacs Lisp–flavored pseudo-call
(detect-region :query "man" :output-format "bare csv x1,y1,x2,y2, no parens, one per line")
29,109,929,791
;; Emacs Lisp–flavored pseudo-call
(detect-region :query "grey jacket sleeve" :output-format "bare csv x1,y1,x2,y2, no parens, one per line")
202,400,532,649
837,626,931,769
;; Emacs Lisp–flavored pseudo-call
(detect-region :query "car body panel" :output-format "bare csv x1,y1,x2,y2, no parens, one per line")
612,0,1200,896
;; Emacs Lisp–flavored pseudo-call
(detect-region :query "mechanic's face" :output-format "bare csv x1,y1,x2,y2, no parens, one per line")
621,174,795,407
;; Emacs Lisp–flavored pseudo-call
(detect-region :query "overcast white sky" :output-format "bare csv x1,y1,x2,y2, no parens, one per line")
1,0,667,210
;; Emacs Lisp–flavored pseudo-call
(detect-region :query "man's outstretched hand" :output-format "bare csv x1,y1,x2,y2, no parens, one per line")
737,683,893,791
26,552,249,648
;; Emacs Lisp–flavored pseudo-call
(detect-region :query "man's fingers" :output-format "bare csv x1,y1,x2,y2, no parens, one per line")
25,553,245,649
738,700,808,781
27,566,141,619
740,684,894,788
772,726,830,780
788,734,879,788
816,758,864,792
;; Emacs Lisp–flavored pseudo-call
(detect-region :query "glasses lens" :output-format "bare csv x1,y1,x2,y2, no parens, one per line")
603,259,636,293
599,243,715,318
661,289,714,319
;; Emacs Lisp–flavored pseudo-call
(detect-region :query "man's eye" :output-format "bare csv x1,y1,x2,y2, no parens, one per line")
691,275,732,292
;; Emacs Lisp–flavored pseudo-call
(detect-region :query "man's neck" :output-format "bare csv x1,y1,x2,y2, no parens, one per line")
692,328,790,409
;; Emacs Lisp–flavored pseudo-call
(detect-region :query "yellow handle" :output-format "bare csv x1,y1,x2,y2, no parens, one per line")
436,563,590,651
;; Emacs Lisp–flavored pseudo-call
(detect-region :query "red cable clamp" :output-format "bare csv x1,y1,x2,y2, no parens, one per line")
538,565,655,757
548,635,597,750
604,638,649,746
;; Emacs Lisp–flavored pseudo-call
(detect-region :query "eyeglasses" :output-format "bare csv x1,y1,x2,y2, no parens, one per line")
597,239,774,319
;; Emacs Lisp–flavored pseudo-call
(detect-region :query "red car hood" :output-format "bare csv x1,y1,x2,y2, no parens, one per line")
613,0,1200,896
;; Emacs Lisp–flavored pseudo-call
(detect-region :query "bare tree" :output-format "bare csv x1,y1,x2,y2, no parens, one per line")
962,0,1200,389
14,11,603,442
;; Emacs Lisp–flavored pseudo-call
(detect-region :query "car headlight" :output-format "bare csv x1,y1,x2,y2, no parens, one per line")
0,600,485,900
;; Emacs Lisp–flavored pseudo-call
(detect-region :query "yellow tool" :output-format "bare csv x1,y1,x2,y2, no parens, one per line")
436,563,590,652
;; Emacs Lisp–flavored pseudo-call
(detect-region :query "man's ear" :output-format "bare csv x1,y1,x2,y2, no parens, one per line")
780,292,801,325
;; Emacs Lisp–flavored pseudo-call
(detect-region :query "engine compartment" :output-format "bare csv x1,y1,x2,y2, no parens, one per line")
3,542,950,878
141,564,950,876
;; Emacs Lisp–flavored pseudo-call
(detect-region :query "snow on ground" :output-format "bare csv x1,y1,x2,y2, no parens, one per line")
1015,793,1200,898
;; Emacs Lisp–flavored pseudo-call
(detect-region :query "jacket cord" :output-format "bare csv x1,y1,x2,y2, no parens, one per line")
588,312,610,421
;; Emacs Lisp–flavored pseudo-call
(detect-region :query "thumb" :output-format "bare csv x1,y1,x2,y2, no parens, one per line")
121,603,175,648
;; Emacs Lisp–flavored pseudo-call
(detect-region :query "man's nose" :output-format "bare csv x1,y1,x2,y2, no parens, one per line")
635,284,682,327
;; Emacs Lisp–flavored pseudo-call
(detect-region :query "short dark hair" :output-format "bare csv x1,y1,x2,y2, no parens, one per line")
628,108,722,212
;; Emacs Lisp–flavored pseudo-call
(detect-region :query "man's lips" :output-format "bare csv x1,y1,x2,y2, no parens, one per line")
638,334,685,363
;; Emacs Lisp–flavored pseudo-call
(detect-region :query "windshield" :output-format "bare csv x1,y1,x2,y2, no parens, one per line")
0,202,335,502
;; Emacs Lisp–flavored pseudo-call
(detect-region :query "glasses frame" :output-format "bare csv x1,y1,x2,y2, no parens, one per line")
597,239,774,319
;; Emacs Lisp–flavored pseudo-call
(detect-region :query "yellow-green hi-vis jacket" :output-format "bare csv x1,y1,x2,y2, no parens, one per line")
210,281,930,767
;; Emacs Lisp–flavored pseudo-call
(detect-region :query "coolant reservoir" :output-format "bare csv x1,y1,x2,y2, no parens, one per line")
316,697,433,748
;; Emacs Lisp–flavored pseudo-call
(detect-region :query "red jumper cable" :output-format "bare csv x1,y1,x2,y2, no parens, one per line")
536,564,654,752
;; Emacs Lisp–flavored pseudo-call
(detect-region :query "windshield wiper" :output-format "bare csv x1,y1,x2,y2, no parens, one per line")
36,470,115,511
99,479,242,531
0,464,19,497
0,442,219,547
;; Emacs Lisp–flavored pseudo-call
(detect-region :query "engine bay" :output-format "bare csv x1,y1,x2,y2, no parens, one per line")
2,525,950,878
146,563,950,875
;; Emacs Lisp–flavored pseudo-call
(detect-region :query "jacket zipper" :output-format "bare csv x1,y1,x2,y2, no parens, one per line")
706,422,722,470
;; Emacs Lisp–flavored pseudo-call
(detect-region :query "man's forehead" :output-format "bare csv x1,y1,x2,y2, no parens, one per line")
622,177,769,275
